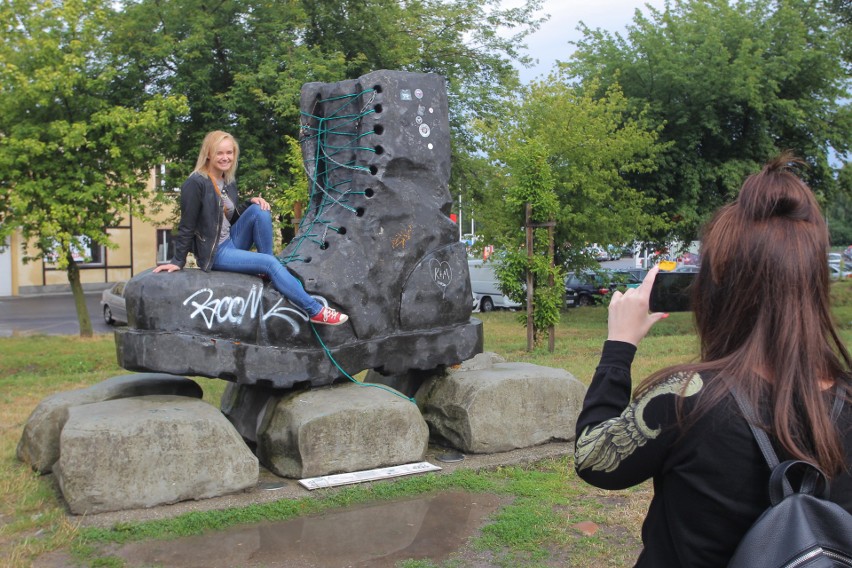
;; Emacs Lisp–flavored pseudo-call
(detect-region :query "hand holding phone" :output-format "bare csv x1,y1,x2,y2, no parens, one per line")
607,266,669,346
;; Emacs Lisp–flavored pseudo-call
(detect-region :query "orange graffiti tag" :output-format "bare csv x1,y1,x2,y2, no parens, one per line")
392,225,413,249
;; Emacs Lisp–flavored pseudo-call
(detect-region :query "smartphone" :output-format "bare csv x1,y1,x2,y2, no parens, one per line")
650,271,696,312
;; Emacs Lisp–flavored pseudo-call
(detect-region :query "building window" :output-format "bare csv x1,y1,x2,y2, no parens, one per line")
156,229,175,264
45,236,104,266
61,236,104,265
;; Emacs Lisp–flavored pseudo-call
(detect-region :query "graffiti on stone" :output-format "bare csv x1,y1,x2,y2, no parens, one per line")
183,284,321,333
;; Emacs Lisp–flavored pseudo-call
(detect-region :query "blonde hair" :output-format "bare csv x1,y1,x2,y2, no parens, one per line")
193,130,240,184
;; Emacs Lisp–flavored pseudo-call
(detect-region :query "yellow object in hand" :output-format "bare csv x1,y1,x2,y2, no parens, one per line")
659,260,677,272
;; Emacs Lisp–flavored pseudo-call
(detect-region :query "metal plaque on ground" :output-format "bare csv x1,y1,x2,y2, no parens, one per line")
299,461,441,490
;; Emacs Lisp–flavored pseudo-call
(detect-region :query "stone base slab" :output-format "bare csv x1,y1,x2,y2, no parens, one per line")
416,356,587,453
257,383,429,478
17,373,201,474
54,395,258,515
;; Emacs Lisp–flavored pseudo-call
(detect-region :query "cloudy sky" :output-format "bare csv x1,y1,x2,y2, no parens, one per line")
509,0,667,83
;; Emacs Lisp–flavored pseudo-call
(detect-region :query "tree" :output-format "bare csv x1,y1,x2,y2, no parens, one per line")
826,162,852,246
0,0,187,336
471,76,664,347
109,0,337,195
491,137,563,350
475,76,668,269
109,0,547,208
567,0,851,242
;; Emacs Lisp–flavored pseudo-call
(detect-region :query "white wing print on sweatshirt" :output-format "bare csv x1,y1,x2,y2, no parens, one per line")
575,373,704,473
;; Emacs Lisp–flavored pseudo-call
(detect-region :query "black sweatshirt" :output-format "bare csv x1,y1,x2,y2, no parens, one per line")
574,340,852,568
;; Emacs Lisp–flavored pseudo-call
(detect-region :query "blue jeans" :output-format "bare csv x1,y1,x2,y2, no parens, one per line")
212,205,322,316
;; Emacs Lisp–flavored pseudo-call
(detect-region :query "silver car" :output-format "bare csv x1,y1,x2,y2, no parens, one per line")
100,281,128,325
829,264,852,281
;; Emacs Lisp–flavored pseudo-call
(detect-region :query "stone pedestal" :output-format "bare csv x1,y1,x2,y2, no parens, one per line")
54,395,258,514
256,383,429,478
416,354,587,453
17,373,202,474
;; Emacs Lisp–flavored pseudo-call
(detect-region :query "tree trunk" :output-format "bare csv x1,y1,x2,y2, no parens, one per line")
525,203,534,352
66,250,93,338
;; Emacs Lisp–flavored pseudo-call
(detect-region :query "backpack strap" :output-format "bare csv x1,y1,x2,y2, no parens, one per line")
767,460,830,503
730,388,780,468
732,384,847,468
732,385,845,504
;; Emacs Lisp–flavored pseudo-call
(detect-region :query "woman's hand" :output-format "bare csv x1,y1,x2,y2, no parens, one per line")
607,265,668,346
250,194,271,211
153,263,181,273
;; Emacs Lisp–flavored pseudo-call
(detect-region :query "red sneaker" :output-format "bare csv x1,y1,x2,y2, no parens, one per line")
310,306,349,326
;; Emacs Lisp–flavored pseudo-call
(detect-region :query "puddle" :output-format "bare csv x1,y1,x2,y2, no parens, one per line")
107,491,504,568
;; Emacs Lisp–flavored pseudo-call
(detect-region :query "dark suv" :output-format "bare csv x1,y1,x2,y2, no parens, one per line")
564,270,642,308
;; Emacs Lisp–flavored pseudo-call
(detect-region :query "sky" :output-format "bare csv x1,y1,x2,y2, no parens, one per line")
509,0,668,83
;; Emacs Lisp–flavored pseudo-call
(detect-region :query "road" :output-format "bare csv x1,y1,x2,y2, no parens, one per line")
0,291,114,337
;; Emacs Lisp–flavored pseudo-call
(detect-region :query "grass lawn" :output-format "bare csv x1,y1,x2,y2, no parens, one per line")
3,283,852,567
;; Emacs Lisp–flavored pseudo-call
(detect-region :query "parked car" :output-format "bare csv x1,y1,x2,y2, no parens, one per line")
101,281,128,325
619,267,649,281
677,251,700,266
565,270,641,308
581,244,609,262
605,244,624,261
468,259,522,312
829,264,852,281
828,252,842,266
844,245,852,263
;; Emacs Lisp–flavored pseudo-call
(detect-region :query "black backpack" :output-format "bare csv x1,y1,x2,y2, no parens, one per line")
727,388,852,568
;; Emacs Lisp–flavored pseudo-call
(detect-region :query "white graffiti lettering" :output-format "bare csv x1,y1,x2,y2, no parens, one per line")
183,284,315,334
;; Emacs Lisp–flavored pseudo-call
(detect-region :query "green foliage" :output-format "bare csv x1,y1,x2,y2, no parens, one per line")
271,135,311,222
495,246,564,343
476,79,665,345
504,137,558,220
475,78,666,270
826,163,852,246
488,137,564,346
567,0,851,242
108,0,547,203
0,0,188,335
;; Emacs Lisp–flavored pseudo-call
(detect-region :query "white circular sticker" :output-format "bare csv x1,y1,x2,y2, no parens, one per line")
429,108,434,113
415,89,423,99
415,116,423,124
419,124,431,137
428,143,433,150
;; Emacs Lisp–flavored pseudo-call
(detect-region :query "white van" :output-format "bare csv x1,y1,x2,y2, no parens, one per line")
468,259,522,312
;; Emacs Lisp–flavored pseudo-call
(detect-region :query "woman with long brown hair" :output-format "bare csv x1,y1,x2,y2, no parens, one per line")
574,153,852,567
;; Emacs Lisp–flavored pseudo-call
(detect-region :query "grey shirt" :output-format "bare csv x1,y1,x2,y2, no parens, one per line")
218,190,235,244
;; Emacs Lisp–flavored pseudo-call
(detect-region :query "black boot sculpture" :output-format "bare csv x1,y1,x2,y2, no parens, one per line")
116,70,483,389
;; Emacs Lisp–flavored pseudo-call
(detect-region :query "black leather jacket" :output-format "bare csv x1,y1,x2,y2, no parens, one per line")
169,172,251,271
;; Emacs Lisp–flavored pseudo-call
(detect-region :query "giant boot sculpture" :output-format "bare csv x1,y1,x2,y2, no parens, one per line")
116,70,482,390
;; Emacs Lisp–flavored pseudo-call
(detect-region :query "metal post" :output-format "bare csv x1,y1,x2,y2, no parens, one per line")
548,222,555,353
526,203,534,351
458,194,463,241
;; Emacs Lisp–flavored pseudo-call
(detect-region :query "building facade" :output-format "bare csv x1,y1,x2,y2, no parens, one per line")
0,171,178,297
